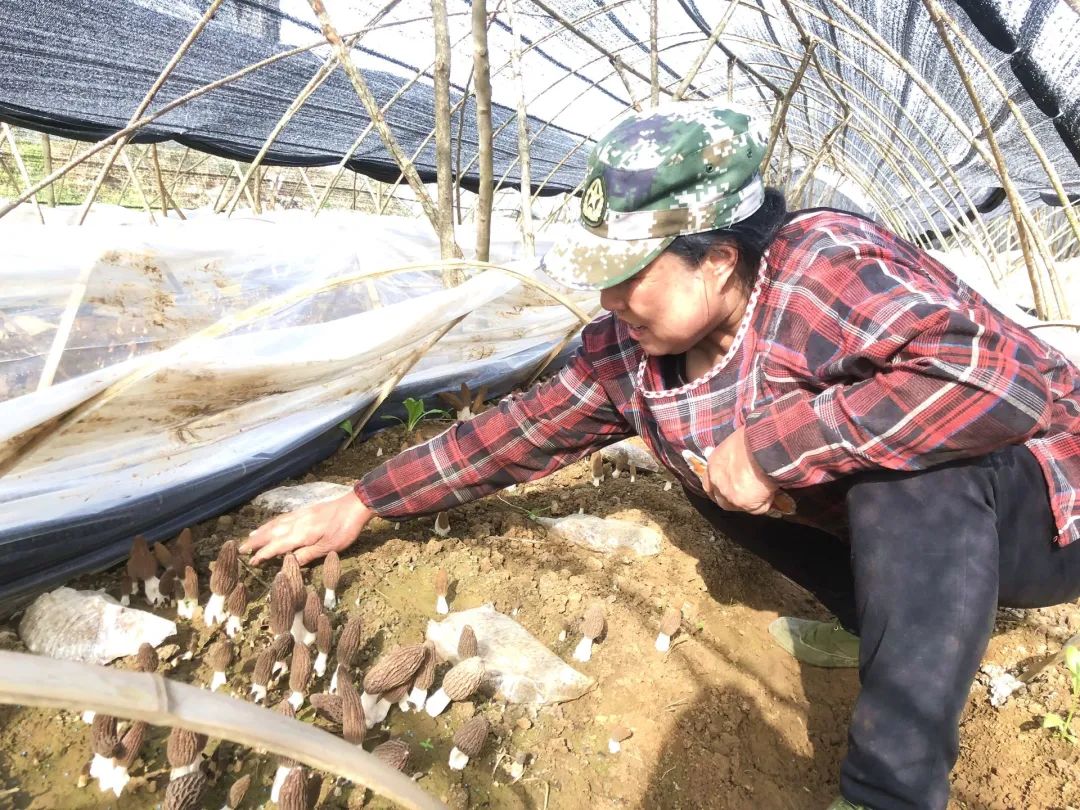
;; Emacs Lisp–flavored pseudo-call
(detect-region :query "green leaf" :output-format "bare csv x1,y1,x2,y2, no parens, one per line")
339,419,354,436
1066,645,1080,678
1043,713,1065,729
419,738,434,751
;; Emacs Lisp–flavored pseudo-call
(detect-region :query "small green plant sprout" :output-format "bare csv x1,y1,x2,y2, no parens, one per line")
1042,645,1080,743
383,397,451,432
418,738,434,751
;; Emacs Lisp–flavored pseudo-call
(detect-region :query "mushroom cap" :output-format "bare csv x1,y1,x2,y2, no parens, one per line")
322,550,341,591
372,738,411,772
306,772,323,807
278,767,308,810
452,715,490,758
337,615,363,666
414,641,437,690
289,641,313,693
591,452,604,478
225,582,249,616
153,541,174,570
282,554,305,602
363,643,427,694
580,604,606,640
457,625,478,659
434,567,448,598
269,573,294,636
174,527,196,571
309,692,343,724
209,540,239,596
119,572,133,597
316,613,332,655
166,727,207,769
302,590,321,633
441,656,485,701
182,565,198,601
135,642,159,673
127,535,157,581
271,632,294,661
252,650,274,687
227,773,252,808
90,714,119,757
207,639,234,672
163,771,207,810
158,567,177,598
381,682,409,703
609,723,633,742
339,676,365,745
660,607,681,636
116,721,148,769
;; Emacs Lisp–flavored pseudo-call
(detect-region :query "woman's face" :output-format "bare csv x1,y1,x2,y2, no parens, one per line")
599,245,740,356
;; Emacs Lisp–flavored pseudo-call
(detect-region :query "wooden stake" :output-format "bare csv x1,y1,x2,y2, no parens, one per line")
41,133,55,207
674,1,740,101
431,0,459,268
0,124,45,224
649,0,659,107
505,0,535,256
472,0,494,262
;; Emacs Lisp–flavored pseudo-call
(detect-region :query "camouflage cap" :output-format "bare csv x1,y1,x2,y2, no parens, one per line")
542,103,766,290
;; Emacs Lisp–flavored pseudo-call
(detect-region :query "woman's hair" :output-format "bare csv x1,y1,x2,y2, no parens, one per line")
665,187,788,290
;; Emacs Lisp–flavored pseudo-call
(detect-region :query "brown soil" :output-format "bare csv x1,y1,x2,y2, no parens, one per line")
1,423,1079,809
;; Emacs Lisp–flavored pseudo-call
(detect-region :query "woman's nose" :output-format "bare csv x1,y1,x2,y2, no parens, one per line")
600,285,625,313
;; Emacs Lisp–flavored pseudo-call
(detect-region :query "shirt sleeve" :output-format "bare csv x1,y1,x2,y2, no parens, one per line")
744,250,1055,488
354,349,633,518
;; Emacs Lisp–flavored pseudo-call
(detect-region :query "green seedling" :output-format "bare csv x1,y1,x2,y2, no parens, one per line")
383,397,451,432
419,738,434,751
340,418,358,439
1042,645,1080,744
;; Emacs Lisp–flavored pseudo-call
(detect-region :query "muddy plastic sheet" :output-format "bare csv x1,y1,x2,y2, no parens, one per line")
0,209,593,612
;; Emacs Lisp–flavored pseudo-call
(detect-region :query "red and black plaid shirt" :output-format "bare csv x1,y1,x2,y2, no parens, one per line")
357,211,1080,546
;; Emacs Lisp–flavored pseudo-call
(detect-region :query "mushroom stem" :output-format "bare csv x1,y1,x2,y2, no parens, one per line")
655,632,672,653
367,697,391,727
608,738,622,754
287,690,306,711
89,754,116,791
313,651,328,678
169,762,199,781
143,576,163,607
407,686,428,711
81,710,96,724
109,766,131,797
573,636,594,662
360,690,380,720
397,695,411,713
204,592,227,627
224,615,242,638
250,683,267,703
448,747,470,770
269,764,294,803
290,610,306,646
329,668,341,694
424,688,452,717
436,595,449,615
210,671,227,692
176,598,197,620
323,588,337,610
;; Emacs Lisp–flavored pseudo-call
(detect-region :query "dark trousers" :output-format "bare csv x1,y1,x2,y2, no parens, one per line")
689,444,1080,810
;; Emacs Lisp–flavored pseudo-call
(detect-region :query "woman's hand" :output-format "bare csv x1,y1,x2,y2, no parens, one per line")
702,428,788,515
240,492,375,566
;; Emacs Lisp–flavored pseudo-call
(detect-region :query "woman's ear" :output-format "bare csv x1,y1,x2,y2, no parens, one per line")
704,241,740,291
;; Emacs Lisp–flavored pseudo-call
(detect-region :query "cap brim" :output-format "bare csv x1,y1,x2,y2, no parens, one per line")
540,227,674,291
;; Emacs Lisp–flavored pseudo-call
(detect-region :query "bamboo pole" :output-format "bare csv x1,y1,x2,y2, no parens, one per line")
609,55,643,112
673,0,742,101
0,124,45,224
76,0,225,225
41,133,55,207
649,0,660,107
150,144,169,217
760,40,816,181
119,147,157,223
431,0,459,266
0,651,445,810
472,0,495,262
307,0,458,258
505,0,535,256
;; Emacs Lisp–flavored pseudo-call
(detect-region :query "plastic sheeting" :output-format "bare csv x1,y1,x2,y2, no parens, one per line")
0,209,594,612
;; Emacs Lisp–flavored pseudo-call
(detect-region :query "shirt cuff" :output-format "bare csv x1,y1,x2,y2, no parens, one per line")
744,391,834,488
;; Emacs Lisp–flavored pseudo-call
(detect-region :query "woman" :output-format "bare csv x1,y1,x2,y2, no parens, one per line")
242,104,1080,809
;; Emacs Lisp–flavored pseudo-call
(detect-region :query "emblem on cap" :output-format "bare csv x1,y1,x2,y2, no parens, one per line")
580,175,607,227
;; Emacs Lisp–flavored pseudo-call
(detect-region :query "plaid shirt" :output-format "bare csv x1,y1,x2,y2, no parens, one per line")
357,211,1080,546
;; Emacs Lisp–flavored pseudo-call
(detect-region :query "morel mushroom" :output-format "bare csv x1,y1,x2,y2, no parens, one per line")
207,639,234,692
223,773,252,810
433,511,451,538
174,527,196,572
158,567,177,606
322,550,341,609
177,565,199,620
573,604,606,663
375,682,410,722
438,381,488,421
223,582,249,638
108,720,147,796
88,714,119,793
166,727,207,780
205,540,239,627
361,644,427,724
278,766,310,810
270,631,294,680
313,613,332,678
406,641,437,710
590,452,604,487
282,553,307,644
655,606,682,653
288,641,313,710
301,590,321,647
270,701,299,802
310,691,343,725
339,673,366,746
458,625,478,659
251,649,274,703
153,541,175,570
425,656,485,717
449,715,490,770
163,770,207,810
269,573,294,660
135,642,158,673
434,567,450,615
509,751,528,781
128,535,163,606
330,613,362,694
608,723,633,754
118,572,135,607
372,738,411,772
